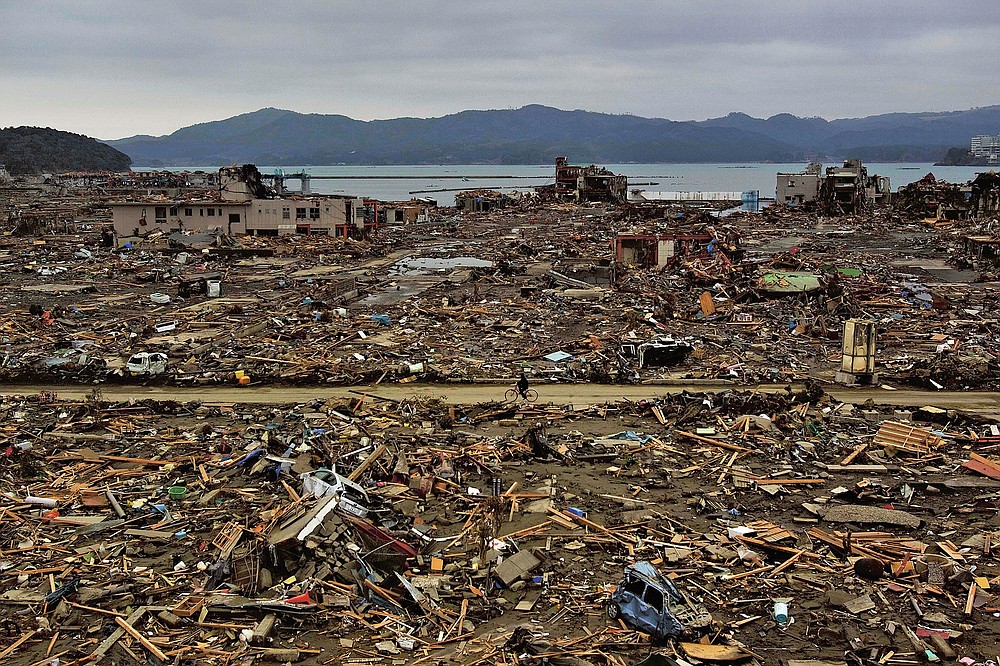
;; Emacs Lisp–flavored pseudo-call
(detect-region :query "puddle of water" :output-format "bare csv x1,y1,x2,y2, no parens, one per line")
359,256,493,306
391,256,493,276
360,282,427,306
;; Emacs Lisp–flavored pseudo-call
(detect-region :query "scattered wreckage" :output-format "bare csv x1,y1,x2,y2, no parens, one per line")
4,163,1000,664
0,384,998,664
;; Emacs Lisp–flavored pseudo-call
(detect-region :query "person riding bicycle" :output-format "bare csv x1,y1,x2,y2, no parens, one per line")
516,371,530,399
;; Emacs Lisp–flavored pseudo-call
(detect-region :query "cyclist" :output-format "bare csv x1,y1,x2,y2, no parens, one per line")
516,371,530,400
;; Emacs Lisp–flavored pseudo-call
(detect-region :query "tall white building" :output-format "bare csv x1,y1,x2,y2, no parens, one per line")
971,135,1000,162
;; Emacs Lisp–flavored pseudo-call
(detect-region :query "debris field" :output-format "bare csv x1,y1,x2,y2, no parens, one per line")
3,166,1000,666
1,171,1000,392
1,386,1000,666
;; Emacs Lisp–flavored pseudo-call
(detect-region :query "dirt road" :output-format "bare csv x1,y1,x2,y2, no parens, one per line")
2,382,999,413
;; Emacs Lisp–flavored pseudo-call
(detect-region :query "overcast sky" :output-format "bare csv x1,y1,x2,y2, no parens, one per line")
2,1,998,139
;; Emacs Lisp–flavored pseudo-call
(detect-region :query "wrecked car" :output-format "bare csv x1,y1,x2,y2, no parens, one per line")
125,351,168,375
300,468,370,519
607,561,712,639
621,337,694,368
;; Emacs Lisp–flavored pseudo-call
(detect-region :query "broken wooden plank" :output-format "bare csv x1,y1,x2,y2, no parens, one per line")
347,444,388,482
0,630,35,661
962,453,1000,480
840,441,870,466
674,430,752,453
821,464,892,473
872,421,943,455
115,615,167,661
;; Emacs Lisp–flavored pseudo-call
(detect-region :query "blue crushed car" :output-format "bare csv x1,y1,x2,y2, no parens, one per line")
607,561,712,639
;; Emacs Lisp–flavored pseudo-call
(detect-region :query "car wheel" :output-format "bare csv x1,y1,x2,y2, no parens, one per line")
606,601,621,620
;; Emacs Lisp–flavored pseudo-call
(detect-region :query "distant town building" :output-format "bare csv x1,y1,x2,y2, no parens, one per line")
110,165,371,240
971,135,1000,163
775,160,890,213
376,199,434,225
455,189,512,212
776,162,822,205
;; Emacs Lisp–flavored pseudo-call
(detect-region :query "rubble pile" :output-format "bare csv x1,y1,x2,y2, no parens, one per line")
1,388,1000,664
0,194,997,391
1,154,1000,392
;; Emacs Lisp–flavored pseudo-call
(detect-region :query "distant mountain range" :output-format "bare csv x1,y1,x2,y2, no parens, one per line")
1,127,131,174
106,105,1000,166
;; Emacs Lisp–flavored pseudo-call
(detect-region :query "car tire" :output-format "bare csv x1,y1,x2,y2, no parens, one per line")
606,600,621,620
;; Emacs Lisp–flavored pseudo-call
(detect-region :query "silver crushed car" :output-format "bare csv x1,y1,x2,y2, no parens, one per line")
607,561,712,639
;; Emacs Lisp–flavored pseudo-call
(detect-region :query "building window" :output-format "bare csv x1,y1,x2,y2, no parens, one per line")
309,207,320,220
282,207,290,219
207,208,215,216
154,206,167,220
169,206,178,216
395,210,404,222
296,207,307,219
185,208,192,216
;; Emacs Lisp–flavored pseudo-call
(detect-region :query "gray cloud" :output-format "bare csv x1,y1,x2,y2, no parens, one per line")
1,0,998,138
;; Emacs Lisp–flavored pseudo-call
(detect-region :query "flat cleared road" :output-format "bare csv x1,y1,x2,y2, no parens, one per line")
1,382,998,414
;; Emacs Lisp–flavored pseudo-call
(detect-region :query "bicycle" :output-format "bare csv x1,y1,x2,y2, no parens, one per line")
505,387,538,403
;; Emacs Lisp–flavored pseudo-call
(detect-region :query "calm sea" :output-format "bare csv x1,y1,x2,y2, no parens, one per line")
139,163,993,204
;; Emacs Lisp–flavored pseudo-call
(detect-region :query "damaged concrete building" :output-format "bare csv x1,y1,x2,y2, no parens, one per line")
614,225,742,270
894,173,973,220
969,170,1000,218
775,160,890,213
376,199,434,225
110,164,371,240
776,162,823,205
455,189,513,212
820,159,891,214
615,232,715,269
553,156,627,203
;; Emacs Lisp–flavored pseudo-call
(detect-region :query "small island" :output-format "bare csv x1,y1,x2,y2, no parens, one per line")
0,126,132,174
